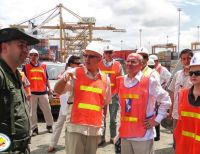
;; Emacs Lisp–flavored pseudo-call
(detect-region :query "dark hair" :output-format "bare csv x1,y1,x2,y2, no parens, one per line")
67,55,81,66
179,49,193,58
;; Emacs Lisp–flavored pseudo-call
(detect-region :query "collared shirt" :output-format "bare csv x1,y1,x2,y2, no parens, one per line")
64,66,111,136
156,64,171,86
168,70,192,119
123,71,171,141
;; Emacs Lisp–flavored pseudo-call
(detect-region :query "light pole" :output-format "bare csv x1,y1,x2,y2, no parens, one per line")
177,8,181,53
120,40,123,50
197,25,200,42
139,29,142,47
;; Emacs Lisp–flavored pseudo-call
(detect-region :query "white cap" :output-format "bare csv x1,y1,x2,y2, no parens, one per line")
190,52,200,66
147,59,155,66
85,41,103,56
149,54,158,61
29,48,39,55
104,44,113,51
136,47,149,55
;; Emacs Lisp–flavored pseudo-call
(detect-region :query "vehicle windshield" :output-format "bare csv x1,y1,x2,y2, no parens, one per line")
46,63,65,80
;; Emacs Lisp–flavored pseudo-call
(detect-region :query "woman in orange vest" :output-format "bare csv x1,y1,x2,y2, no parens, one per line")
174,52,200,154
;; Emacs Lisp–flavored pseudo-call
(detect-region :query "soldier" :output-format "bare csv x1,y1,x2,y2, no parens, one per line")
0,27,39,153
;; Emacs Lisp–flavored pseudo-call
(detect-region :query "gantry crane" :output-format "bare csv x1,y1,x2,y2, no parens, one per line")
13,3,126,61
151,43,177,54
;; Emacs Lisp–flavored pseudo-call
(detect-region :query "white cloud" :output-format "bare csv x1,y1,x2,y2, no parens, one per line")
0,0,199,52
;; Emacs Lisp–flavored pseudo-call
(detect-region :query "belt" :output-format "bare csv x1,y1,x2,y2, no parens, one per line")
67,102,73,105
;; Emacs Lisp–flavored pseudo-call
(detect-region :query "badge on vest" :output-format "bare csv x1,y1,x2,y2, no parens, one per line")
0,133,11,152
125,99,132,113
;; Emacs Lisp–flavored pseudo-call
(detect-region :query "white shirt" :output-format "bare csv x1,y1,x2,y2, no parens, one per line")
168,70,192,119
123,71,171,141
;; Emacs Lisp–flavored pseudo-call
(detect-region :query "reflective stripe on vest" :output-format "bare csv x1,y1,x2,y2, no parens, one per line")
80,85,102,94
31,77,43,80
78,103,100,111
30,69,44,73
122,94,139,99
181,111,200,119
102,70,115,74
121,116,138,122
182,130,200,142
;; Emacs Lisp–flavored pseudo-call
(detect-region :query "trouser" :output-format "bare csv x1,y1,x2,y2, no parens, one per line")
65,131,99,154
49,109,66,147
121,139,154,154
30,94,54,130
154,105,160,141
109,95,119,138
173,119,178,149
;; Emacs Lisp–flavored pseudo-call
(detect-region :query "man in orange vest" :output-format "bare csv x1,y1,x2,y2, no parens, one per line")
23,48,54,136
149,54,171,89
98,44,124,145
54,41,111,154
20,71,31,101
174,52,200,154
117,53,171,154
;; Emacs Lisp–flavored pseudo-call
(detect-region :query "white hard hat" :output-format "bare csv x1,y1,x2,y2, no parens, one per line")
85,41,103,56
29,48,39,55
149,54,158,61
190,52,200,66
136,47,149,55
147,59,155,66
104,44,113,51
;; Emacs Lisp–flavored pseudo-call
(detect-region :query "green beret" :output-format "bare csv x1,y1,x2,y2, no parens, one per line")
0,27,39,45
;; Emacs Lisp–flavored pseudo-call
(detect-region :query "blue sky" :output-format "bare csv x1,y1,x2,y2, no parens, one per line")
0,0,200,52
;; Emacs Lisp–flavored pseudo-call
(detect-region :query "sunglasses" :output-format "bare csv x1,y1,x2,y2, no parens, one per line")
104,51,113,54
189,70,200,76
83,54,100,59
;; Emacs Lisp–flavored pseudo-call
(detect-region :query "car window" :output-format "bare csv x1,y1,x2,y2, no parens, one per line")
46,64,65,80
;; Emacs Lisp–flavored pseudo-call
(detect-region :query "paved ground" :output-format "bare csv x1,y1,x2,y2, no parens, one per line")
30,115,174,154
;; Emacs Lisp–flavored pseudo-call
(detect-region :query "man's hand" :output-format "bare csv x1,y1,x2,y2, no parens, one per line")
144,118,159,129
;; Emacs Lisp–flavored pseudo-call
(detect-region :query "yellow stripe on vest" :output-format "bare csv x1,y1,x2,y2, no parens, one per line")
31,77,42,80
181,111,200,120
78,103,100,111
121,116,138,122
122,94,139,99
30,69,44,73
80,85,102,94
182,130,200,142
102,70,115,74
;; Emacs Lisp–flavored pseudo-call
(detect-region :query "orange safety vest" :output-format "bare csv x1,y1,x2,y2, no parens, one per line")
25,63,47,92
99,60,121,94
155,65,162,74
174,88,200,154
20,71,31,96
70,67,107,127
117,75,149,138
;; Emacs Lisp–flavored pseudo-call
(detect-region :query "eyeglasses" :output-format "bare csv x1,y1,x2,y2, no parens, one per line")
29,54,38,57
104,51,113,54
126,60,139,65
83,54,100,59
189,70,200,76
